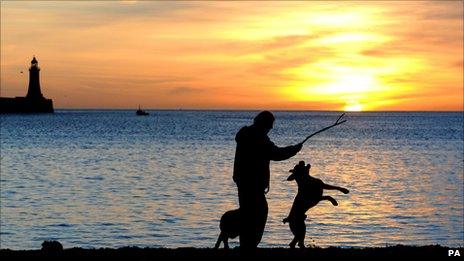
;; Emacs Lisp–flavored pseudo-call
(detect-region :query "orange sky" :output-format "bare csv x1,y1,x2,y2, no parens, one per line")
1,1,463,111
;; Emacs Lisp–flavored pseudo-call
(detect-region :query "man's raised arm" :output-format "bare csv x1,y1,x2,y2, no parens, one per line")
269,142,302,161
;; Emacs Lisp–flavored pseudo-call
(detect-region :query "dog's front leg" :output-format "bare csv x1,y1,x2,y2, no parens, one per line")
214,232,224,249
321,196,338,206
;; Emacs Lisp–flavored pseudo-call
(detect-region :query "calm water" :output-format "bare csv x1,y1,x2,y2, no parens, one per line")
0,110,463,249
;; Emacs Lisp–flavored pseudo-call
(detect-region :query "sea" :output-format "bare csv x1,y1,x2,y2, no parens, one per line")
0,110,463,249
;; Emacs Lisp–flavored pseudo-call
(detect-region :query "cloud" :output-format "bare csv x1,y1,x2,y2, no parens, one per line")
1,1,462,110
167,87,205,95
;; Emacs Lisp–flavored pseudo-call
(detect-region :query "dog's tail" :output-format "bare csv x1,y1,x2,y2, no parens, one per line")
282,217,290,224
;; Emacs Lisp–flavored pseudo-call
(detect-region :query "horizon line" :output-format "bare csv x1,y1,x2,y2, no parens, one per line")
52,108,464,113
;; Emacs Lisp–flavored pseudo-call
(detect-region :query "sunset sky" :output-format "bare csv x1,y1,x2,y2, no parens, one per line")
1,1,462,111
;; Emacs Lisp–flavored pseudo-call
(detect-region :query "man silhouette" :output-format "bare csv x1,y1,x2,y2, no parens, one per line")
233,111,302,252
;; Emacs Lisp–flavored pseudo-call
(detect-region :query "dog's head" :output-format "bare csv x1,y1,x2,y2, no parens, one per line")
287,160,311,181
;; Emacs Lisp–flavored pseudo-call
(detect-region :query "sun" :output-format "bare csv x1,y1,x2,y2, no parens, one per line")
344,103,363,112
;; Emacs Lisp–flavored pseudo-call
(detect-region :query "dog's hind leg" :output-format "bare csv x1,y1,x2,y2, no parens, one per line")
297,231,306,248
289,218,303,249
223,237,229,249
214,232,225,249
296,221,307,249
289,237,298,249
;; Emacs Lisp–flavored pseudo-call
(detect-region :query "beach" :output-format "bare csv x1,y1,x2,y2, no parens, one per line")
1,243,460,258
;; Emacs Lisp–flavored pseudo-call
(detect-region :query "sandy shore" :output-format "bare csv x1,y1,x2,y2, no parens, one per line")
1,244,460,258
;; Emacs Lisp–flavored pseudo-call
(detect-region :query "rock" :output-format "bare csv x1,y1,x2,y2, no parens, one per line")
41,241,63,253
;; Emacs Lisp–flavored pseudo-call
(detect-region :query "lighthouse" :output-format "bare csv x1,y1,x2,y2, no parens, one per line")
0,56,54,113
26,56,44,99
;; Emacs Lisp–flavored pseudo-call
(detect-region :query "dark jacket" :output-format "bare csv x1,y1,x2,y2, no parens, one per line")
233,125,300,192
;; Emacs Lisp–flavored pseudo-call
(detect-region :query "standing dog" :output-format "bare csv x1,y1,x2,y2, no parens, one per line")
283,161,349,248
214,209,240,249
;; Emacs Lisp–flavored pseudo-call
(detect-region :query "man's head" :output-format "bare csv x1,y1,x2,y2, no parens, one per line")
253,111,275,134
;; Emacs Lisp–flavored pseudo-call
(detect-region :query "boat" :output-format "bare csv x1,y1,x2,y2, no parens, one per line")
136,105,149,116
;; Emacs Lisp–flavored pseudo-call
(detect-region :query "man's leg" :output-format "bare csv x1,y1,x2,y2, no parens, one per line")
238,186,256,252
255,193,268,247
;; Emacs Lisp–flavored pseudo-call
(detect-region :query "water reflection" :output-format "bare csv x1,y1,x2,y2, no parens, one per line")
0,111,462,249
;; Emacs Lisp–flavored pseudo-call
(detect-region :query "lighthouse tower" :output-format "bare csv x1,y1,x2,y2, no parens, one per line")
26,56,44,99
0,56,54,113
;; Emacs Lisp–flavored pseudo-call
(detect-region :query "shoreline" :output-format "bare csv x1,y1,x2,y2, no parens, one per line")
1,244,461,258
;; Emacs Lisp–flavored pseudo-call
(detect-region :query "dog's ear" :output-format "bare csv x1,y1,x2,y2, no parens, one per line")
287,169,295,181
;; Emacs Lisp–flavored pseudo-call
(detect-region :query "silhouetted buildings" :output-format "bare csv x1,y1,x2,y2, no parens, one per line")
0,57,54,113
